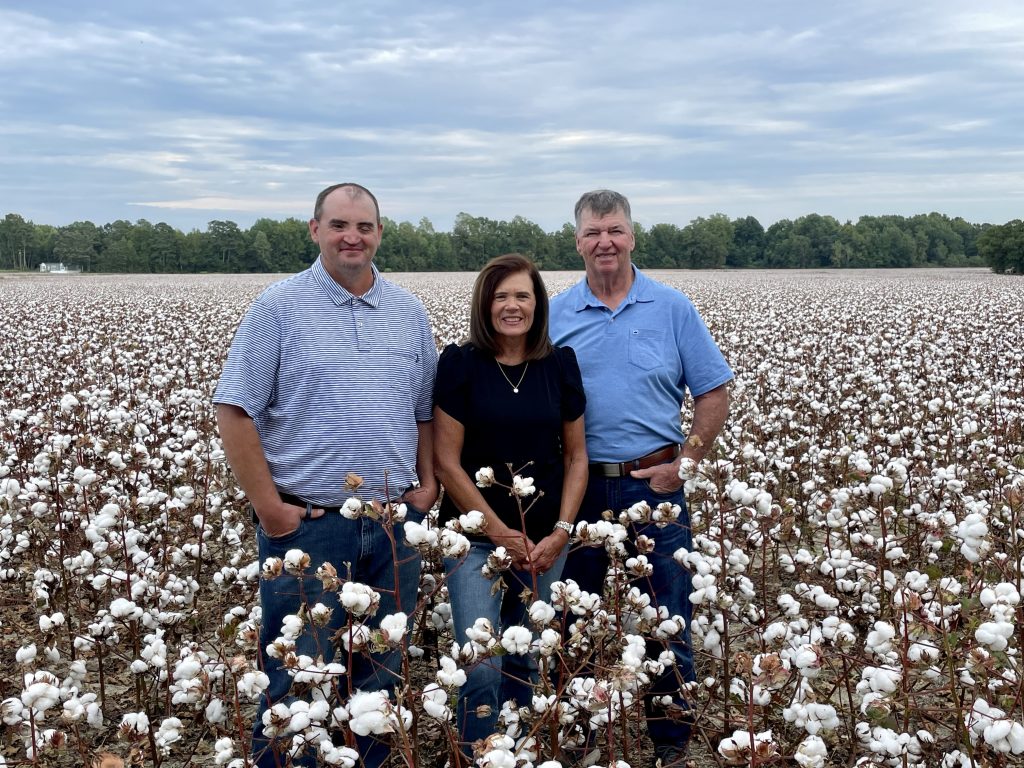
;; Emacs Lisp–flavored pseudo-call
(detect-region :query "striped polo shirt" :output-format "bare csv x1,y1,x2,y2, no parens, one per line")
214,259,437,506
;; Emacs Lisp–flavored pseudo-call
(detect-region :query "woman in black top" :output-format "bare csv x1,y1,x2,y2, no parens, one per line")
434,253,588,758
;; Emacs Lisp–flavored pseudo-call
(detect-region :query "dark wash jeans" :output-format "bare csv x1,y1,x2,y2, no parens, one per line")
560,472,695,750
252,505,424,768
444,540,568,755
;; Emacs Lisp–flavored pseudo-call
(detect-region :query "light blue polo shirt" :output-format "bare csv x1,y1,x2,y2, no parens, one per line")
214,259,437,506
549,267,732,464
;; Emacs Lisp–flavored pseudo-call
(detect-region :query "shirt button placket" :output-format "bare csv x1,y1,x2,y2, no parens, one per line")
354,304,368,351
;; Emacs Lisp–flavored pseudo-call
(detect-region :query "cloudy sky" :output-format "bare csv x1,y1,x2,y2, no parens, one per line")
2,1,1022,233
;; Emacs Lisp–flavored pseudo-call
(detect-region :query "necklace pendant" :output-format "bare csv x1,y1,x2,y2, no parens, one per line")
497,359,529,393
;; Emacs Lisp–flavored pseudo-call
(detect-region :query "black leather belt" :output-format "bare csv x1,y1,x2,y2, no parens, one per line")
589,444,681,478
279,492,341,514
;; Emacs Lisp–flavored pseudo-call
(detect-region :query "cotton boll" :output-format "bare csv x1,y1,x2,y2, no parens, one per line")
528,600,556,625
339,583,380,617
457,510,485,534
436,655,467,688
378,612,408,646
511,475,535,497
501,626,532,655
794,734,828,767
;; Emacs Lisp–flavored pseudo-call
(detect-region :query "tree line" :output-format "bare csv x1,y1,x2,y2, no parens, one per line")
1,210,1020,273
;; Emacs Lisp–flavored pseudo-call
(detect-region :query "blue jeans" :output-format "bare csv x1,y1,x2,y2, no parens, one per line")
560,473,694,750
253,506,424,768
444,540,567,755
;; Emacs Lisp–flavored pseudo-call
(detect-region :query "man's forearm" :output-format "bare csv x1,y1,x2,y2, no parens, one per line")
681,384,730,464
216,403,281,513
414,420,435,489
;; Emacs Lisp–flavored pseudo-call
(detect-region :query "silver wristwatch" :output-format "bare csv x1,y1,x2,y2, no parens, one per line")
554,520,573,535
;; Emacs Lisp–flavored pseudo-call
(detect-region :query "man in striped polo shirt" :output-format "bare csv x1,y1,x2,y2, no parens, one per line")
214,183,438,767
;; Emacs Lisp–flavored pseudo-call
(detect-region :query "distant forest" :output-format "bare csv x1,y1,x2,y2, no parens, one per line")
1,211,1022,273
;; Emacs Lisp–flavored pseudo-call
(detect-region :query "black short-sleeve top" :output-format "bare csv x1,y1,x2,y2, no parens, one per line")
435,343,586,542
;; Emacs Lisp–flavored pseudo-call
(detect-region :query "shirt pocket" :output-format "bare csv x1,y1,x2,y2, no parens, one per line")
628,328,665,371
385,347,420,397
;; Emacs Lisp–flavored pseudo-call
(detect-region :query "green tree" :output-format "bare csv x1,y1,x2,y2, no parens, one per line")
54,221,101,271
0,213,33,270
764,220,811,267
378,217,425,271
728,216,764,268
245,230,274,272
181,229,205,271
249,217,314,272
203,220,246,271
876,221,917,267
831,223,867,267
640,223,682,268
683,214,733,268
502,215,550,266
31,224,57,268
108,237,139,272
99,220,144,272
429,221,458,271
950,217,983,264
146,222,184,273
548,223,578,270
979,220,1024,274
793,214,841,267
452,213,504,270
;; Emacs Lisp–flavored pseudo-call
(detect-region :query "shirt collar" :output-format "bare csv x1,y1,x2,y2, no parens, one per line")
312,258,383,307
574,264,651,311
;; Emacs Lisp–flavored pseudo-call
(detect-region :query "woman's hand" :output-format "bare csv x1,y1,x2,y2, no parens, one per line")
490,527,535,569
528,530,569,574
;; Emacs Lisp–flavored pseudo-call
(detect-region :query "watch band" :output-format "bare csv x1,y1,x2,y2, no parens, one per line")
554,520,573,535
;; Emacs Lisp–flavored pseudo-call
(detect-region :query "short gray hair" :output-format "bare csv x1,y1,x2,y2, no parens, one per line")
574,189,632,233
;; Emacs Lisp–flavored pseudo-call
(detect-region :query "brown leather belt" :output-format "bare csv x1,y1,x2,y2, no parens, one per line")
589,444,681,478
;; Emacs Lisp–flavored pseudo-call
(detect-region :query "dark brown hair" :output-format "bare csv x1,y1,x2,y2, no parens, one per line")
469,253,553,361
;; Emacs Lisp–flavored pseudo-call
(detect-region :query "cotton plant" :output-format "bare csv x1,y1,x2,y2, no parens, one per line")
717,728,778,764
3,272,1024,767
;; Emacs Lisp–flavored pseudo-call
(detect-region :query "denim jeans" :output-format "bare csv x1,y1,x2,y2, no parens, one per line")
444,540,567,755
560,472,694,750
253,505,424,768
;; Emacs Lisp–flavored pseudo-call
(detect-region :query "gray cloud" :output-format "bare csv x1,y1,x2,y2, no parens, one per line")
1,1,1021,232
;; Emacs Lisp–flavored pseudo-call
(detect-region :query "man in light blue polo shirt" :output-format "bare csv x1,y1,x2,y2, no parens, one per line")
549,189,732,767
214,183,437,768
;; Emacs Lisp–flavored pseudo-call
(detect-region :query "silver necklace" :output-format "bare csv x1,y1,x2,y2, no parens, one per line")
496,360,529,393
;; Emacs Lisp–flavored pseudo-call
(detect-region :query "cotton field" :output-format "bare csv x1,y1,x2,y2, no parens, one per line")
0,269,1022,768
